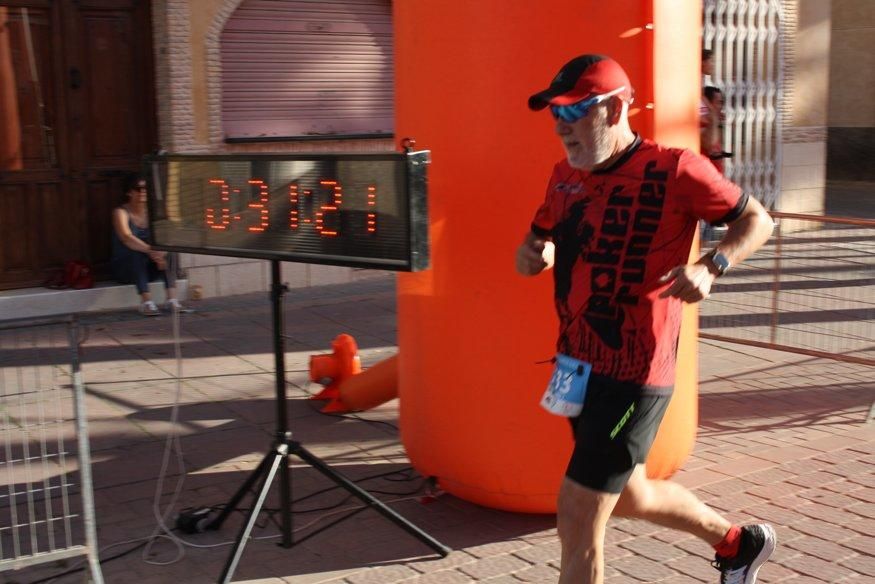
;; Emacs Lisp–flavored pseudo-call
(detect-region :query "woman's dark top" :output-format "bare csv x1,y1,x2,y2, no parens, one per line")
111,210,150,267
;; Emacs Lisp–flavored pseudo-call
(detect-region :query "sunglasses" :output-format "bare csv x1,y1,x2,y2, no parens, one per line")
550,86,627,123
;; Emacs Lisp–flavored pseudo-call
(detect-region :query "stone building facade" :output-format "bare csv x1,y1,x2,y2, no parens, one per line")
778,0,831,216
827,0,875,183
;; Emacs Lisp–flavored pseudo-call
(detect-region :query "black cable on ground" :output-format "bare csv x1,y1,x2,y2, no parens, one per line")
209,467,422,518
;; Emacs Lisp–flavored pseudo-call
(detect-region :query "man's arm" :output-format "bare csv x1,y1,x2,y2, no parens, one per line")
515,231,555,276
705,195,774,269
659,195,773,302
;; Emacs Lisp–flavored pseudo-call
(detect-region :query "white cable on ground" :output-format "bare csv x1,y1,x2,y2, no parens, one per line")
141,305,191,565
141,307,251,565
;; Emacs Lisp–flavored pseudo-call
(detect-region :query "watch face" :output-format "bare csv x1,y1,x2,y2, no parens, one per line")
712,251,730,274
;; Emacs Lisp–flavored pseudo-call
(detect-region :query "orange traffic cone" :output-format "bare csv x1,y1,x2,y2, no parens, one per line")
322,355,399,413
308,334,361,401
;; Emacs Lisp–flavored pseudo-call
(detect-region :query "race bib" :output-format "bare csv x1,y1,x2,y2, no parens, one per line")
540,354,592,417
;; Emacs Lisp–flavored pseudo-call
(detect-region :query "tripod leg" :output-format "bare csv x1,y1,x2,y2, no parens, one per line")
218,447,286,584
206,451,273,531
279,446,293,547
291,443,451,557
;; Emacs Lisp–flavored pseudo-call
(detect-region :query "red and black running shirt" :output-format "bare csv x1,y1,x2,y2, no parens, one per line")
531,136,747,390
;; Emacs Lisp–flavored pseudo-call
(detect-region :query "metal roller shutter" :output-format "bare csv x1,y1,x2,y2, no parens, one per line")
703,0,783,208
221,0,393,140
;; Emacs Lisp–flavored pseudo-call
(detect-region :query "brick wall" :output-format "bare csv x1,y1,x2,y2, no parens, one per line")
151,0,197,153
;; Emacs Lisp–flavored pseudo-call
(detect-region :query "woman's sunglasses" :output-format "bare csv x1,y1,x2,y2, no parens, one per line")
550,86,627,124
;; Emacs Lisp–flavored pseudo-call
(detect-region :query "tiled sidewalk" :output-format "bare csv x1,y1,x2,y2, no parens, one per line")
6,275,874,584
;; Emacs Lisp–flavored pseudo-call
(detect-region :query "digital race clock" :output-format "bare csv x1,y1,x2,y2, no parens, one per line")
144,151,430,271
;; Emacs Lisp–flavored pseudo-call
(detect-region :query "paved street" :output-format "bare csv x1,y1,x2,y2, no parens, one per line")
3,274,873,583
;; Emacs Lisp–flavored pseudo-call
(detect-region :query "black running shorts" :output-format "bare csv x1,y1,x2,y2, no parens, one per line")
565,375,672,494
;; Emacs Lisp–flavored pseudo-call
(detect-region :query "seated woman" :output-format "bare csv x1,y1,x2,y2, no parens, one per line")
111,173,186,316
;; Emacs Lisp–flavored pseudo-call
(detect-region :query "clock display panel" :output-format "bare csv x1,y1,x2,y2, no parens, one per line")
145,152,429,271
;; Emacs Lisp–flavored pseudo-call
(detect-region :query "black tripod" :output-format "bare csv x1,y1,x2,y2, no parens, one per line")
205,260,450,583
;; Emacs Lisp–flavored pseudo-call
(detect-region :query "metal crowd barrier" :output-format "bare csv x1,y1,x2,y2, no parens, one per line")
700,212,875,366
0,316,103,582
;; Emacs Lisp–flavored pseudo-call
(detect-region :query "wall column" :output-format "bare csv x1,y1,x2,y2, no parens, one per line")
778,0,831,214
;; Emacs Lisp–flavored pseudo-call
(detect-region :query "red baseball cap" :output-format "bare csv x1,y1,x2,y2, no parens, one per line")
528,54,633,110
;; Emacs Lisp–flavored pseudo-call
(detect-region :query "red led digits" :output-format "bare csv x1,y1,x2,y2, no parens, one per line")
316,180,341,237
214,177,380,237
245,179,270,232
289,183,299,229
289,184,314,229
206,179,232,230
367,185,377,234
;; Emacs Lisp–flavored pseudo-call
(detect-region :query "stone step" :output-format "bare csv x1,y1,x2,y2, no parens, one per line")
0,280,188,321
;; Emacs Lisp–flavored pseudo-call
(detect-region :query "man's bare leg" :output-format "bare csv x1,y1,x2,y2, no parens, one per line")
557,477,620,584
613,464,731,544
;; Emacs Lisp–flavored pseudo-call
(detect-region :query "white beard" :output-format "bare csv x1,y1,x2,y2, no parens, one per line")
564,110,615,171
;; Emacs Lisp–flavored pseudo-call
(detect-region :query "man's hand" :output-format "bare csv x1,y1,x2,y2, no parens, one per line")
658,262,716,303
516,232,554,276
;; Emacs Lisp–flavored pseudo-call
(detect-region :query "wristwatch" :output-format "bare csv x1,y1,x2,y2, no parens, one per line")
706,249,731,277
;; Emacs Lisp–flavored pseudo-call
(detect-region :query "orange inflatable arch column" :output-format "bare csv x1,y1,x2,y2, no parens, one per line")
394,0,702,513
337,355,399,412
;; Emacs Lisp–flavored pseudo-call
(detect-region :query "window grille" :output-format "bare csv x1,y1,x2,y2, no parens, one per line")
704,0,784,209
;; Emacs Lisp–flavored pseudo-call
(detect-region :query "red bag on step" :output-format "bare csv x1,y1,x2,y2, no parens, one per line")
63,260,94,290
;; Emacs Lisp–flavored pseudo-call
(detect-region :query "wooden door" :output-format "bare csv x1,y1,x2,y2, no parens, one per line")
0,0,155,290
